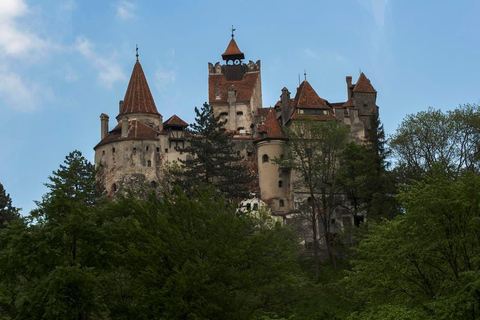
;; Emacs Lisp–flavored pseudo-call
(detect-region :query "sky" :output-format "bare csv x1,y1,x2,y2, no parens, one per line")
1,0,479,214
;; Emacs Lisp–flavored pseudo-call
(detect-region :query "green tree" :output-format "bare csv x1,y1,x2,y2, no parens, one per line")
177,103,253,201
337,113,399,222
0,151,108,319
348,171,480,319
0,183,20,228
276,117,349,278
390,104,480,182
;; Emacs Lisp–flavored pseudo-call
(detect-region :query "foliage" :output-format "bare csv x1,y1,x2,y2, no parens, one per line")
276,117,349,277
390,104,480,181
0,183,20,228
177,103,253,201
347,171,480,319
0,151,303,319
337,113,399,222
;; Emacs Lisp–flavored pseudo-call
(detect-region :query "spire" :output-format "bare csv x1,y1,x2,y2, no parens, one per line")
221,33,245,61
119,60,159,116
263,108,283,139
136,44,139,61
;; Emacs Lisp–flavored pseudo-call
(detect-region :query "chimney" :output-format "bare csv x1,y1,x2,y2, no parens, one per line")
121,117,129,137
281,87,291,126
119,100,124,114
100,113,109,140
346,76,352,100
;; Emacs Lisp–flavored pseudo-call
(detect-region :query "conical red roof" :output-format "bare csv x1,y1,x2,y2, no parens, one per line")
263,108,283,139
222,38,245,61
293,81,330,109
119,61,159,116
353,73,376,93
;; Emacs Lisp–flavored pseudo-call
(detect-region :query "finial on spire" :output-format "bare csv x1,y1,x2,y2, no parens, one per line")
231,25,236,38
304,69,307,81
136,45,139,61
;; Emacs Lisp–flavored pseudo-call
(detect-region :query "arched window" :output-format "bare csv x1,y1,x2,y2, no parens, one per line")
279,199,285,207
147,160,152,167
146,146,149,151
262,154,269,163
278,180,283,188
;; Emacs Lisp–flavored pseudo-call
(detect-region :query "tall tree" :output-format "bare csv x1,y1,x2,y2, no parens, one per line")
390,104,480,182
337,112,399,222
348,170,480,319
0,183,20,228
177,103,253,200
276,117,349,277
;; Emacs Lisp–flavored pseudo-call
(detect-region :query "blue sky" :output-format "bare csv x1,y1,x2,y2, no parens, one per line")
1,0,479,214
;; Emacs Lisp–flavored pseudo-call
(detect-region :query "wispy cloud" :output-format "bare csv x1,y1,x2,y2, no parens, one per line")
301,48,344,61
115,1,136,21
155,69,176,93
0,0,47,57
355,0,388,27
75,36,126,88
0,69,51,112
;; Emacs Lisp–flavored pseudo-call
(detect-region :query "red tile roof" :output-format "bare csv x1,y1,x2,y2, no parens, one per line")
263,108,283,139
119,61,159,116
353,73,376,93
94,119,158,149
342,98,354,107
221,38,245,60
164,114,188,127
293,81,330,109
209,72,259,103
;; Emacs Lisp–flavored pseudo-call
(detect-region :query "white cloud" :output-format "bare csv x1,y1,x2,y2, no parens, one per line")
115,1,135,21
0,0,47,57
155,69,176,93
301,48,344,61
0,69,50,112
303,48,318,58
75,36,126,88
371,0,388,26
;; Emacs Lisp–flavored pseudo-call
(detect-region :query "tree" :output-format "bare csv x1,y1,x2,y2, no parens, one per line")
337,112,399,222
276,117,349,278
177,103,253,201
0,151,108,319
347,170,480,319
390,104,480,182
0,183,20,228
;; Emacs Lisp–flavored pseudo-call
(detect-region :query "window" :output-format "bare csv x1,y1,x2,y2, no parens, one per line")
247,151,253,157
246,203,251,211
237,111,243,116
151,181,157,188
102,150,105,155
279,199,285,207
112,147,115,153
147,160,151,167
354,216,365,227
278,180,283,188
262,154,269,163
220,112,228,116
133,147,136,154
156,147,160,152
236,151,240,156
237,127,244,131
146,146,149,151
112,183,117,192
331,219,336,224
253,203,258,210
165,148,168,153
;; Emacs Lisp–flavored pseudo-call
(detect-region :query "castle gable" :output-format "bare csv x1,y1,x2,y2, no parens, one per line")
293,81,330,110
353,73,376,93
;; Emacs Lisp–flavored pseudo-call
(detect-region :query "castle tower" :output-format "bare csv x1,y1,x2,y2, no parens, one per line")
208,33,262,136
94,58,166,195
254,108,289,213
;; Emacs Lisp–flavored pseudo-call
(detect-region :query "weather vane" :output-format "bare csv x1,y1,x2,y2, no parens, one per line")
304,69,307,81
136,45,139,61
231,25,236,38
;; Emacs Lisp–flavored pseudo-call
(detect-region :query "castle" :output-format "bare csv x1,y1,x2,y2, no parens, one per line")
94,35,378,231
